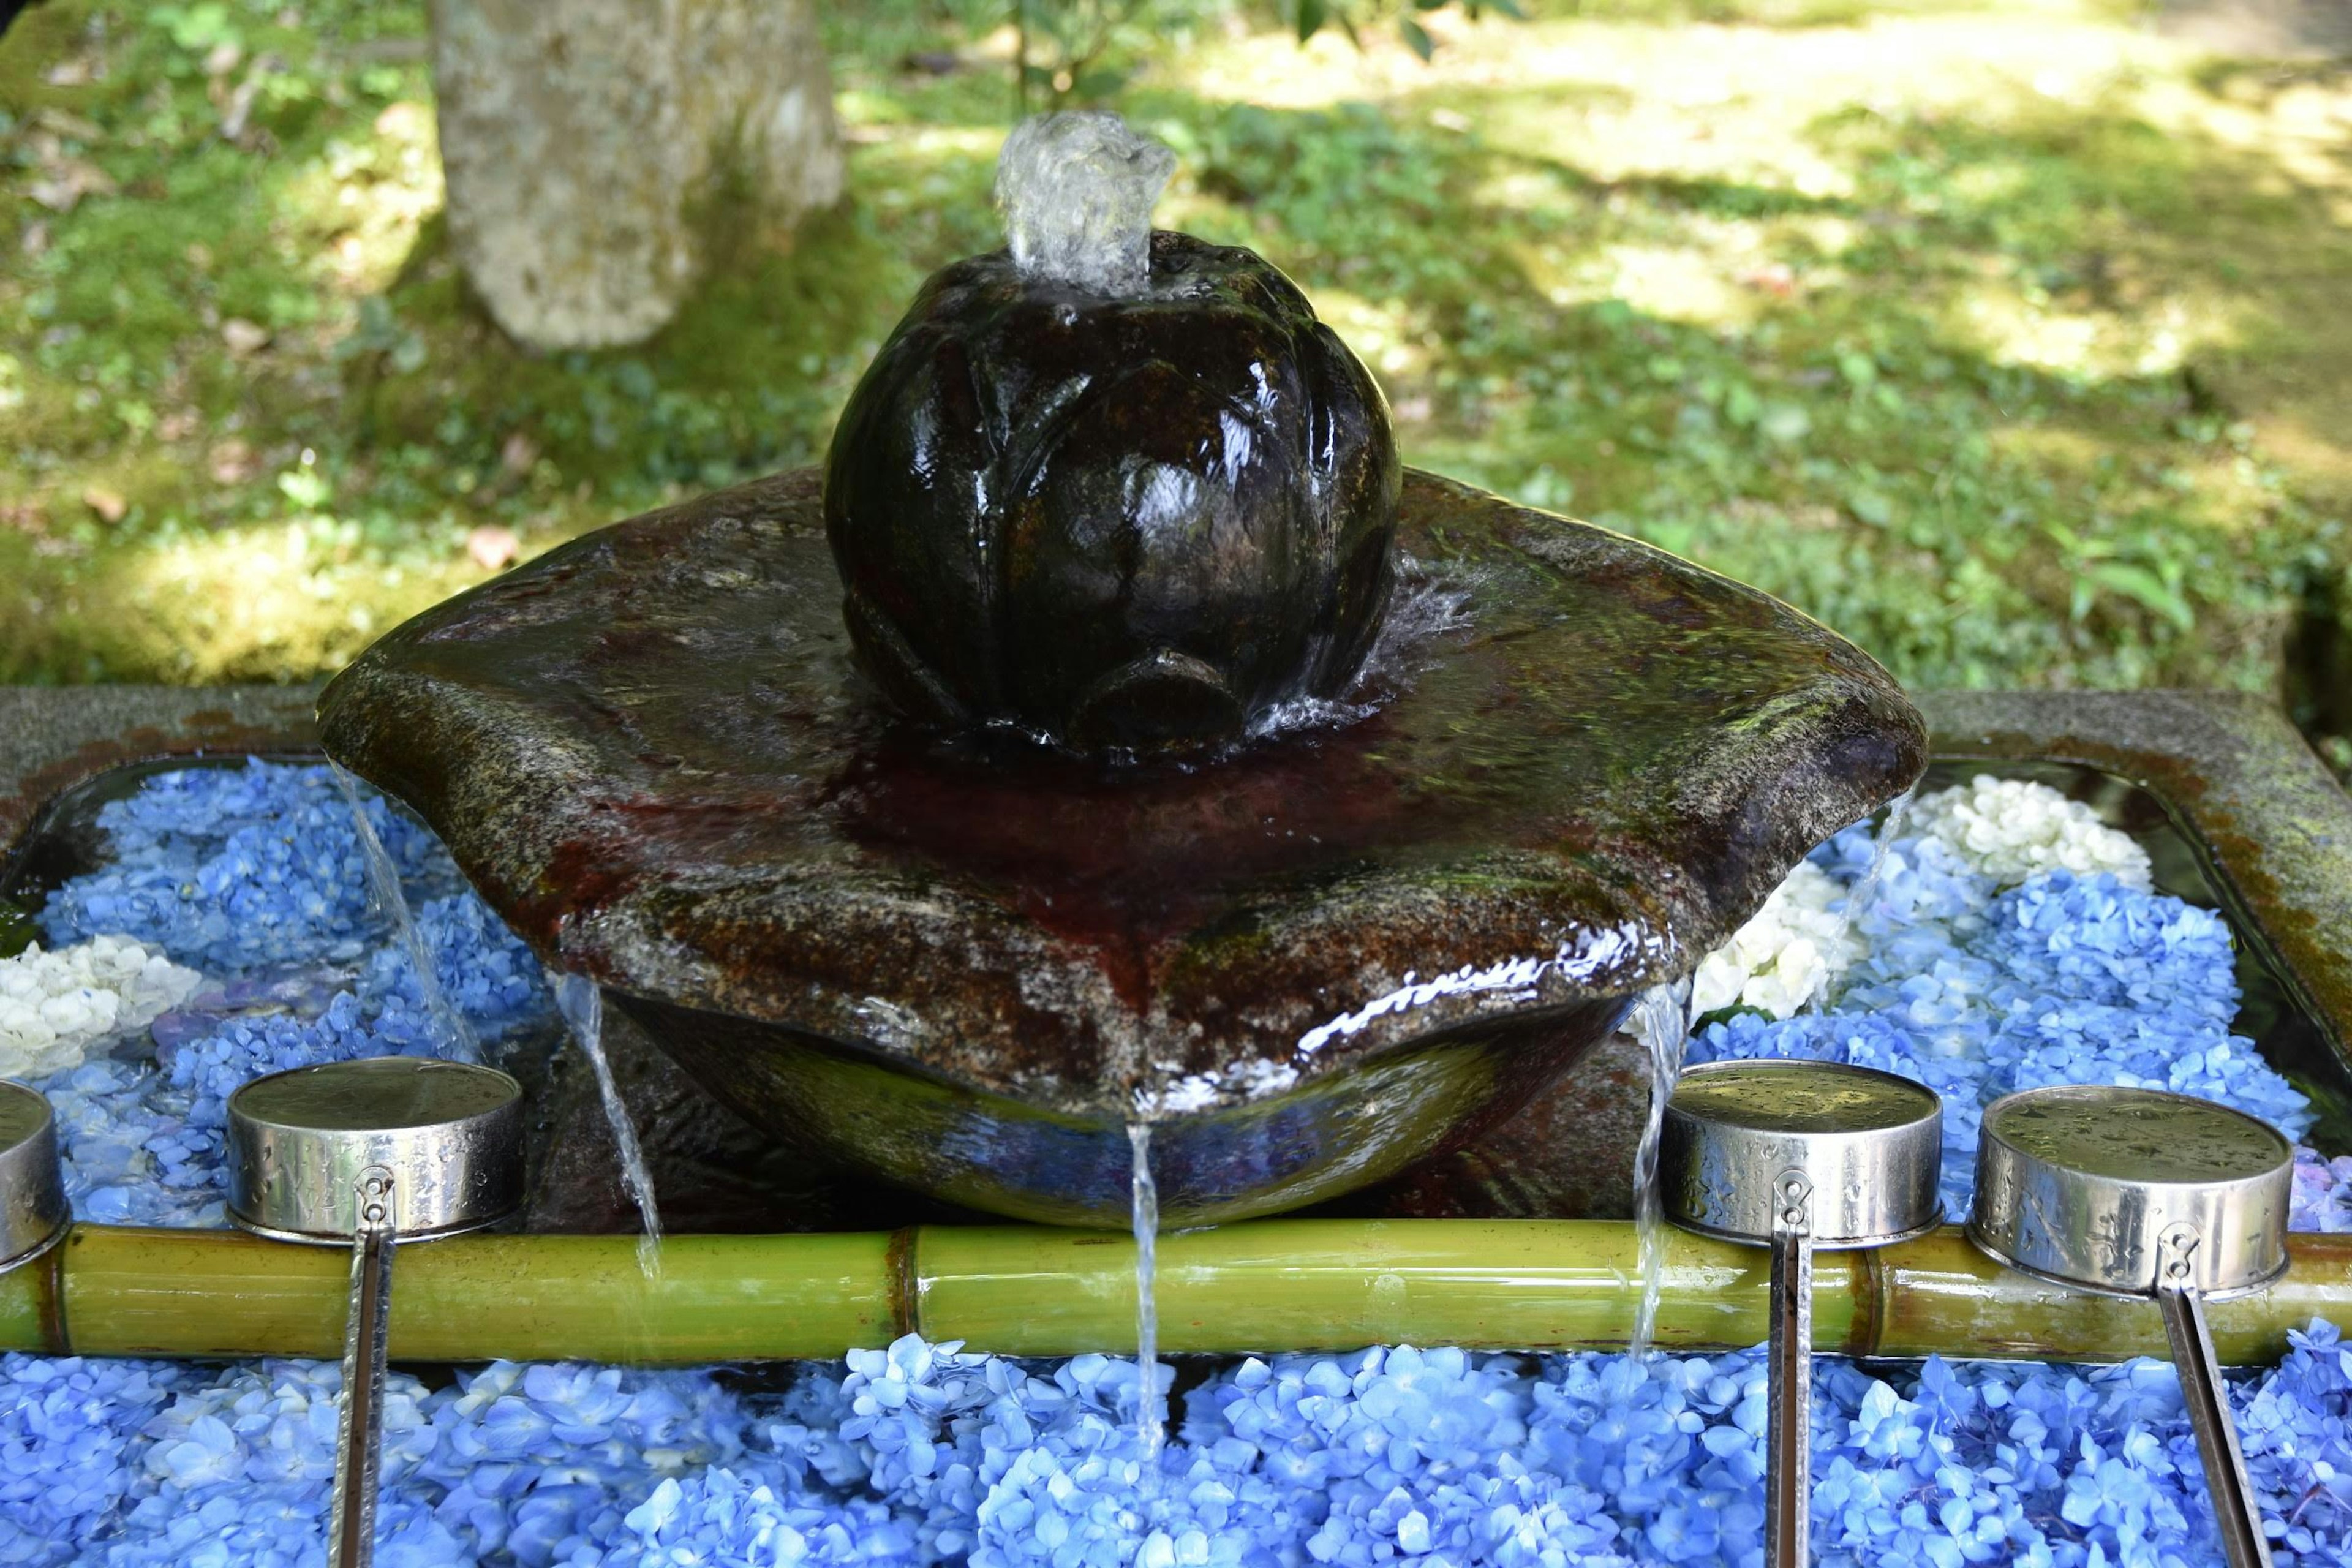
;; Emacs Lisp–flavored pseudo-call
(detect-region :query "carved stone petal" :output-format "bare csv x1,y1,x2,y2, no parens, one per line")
320,466,1925,1223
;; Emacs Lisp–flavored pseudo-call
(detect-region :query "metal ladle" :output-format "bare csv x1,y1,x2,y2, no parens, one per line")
227,1057,523,1568
1661,1059,1944,1568
1969,1083,2289,1568
0,1080,68,1276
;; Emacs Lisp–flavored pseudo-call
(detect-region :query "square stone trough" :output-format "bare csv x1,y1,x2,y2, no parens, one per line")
5,685,2351,1243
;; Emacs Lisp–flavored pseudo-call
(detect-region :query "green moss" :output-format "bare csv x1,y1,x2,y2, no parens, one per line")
0,899,36,960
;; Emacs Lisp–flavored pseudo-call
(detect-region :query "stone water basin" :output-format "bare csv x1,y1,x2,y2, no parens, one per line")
6,690,2350,1245
309,468,1924,1226
9,696,2352,1566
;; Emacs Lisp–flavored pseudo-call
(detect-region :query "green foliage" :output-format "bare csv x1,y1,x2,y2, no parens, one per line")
1289,0,1525,60
1008,0,1184,108
0,0,2348,776
0,898,36,960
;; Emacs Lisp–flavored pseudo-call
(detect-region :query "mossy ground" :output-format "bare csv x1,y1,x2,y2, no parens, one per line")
4,0,2351,767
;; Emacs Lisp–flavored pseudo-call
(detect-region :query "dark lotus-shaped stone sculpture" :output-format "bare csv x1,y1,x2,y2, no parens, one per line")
318,467,1927,1227
825,232,1399,753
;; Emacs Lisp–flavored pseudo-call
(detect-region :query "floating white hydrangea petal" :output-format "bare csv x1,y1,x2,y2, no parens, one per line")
0,935,202,1080
1698,799,2305,1218
1910,774,2151,891
1690,861,1861,1020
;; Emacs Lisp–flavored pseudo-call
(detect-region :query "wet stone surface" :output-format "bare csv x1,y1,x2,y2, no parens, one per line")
827,233,1401,755
318,465,1924,1223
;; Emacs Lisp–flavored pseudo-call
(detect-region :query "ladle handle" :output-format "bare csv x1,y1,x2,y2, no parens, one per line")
2156,1280,2273,1568
330,1168,397,1568
1767,1172,1812,1568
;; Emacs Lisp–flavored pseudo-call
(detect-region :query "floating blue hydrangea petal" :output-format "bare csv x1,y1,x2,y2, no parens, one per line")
35,986,457,1227
359,891,549,1039
39,760,456,974
24,762,557,1226
1703,835,2315,1213
14,694,2352,1564
13,1327,2352,1566
2290,1148,2352,1232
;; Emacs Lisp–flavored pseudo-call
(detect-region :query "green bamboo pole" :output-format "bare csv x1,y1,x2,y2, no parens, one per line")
2,1221,2348,1366
6,1227,897,1363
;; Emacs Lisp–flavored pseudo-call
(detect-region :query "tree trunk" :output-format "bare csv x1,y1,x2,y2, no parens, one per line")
428,0,845,350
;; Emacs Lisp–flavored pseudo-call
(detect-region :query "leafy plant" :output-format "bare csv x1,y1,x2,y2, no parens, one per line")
1001,0,1522,113
145,1,241,57
1290,0,1524,62
1008,0,1170,108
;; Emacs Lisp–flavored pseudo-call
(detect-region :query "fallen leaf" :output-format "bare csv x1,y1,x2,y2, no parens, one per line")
500,431,540,475
204,40,244,78
43,60,94,87
221,318,271,356
20,222,50,258
81,486,128,524
467,524,521,571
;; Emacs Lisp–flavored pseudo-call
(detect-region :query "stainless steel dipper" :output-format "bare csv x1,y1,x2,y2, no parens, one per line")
0,1080,67,1276
1661,1059,1944,1568
1969,1083,2289,1568
227,1057,522,1568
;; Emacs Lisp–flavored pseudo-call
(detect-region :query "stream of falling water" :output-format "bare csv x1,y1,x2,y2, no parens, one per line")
330,763,480,1064
1802,785,1918,1016
1625,979,1693,1362
554,973,664,1280
1128,1120,1164,1472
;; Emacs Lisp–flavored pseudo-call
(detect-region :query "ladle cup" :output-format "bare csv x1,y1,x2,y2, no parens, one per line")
0,1080,68,1276
1969,1084,2289,1568
1660,1059,1943,1568
227,1057,523,1568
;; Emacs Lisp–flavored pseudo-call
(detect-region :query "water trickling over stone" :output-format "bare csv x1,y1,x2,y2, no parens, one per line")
997,111,1174,297
1627,979,1693,1361
555,973,663,1279
330,763,477,1064
1129,1120,1164,1469
1803,786,1918,1017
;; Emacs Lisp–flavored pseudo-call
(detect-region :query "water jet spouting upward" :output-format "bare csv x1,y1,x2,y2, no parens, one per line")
997,111,1174,298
